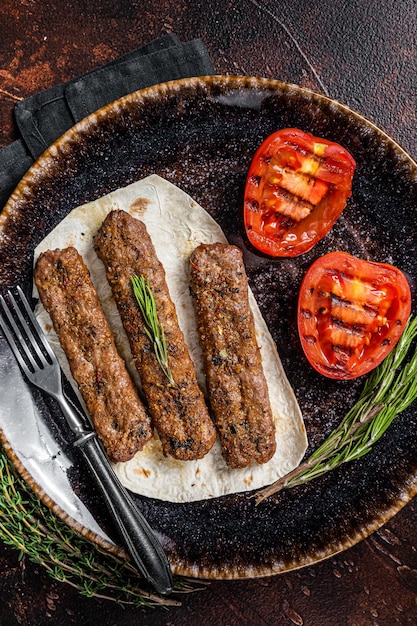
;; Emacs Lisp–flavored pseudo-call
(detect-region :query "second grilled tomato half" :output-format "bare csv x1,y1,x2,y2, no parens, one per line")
297,251,412,380
243,128,356,257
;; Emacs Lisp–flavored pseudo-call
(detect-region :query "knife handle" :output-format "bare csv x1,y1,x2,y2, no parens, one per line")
77,434,173,596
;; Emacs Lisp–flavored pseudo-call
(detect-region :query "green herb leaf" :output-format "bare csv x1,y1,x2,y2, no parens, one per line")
130,274,175,386
256,315,417,504
0,446,201,605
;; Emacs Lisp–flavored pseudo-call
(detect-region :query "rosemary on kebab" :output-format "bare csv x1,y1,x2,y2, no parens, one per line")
131,274,175,386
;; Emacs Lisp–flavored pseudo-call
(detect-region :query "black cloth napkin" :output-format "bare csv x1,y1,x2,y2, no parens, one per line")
0,34,214,211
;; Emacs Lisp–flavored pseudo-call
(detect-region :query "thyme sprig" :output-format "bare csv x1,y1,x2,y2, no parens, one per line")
256,315,417,504
131,274,175,386
0,447,201,605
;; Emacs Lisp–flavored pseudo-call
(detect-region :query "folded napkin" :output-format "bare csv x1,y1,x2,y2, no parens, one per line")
0,34,214,211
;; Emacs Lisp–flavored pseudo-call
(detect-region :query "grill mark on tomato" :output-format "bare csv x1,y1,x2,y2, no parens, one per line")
312,269,393,354
327,293,379,322
264,187,315,222
283,141,347,175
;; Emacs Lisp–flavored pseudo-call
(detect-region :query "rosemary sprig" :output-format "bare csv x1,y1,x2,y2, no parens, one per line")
256,315,417,504
0,447,201,605
131,274,175,386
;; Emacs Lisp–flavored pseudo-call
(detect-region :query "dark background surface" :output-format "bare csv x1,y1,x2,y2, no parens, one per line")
1,1,417,624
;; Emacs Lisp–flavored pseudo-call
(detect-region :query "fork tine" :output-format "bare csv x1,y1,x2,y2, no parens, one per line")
14,287,57,366
6,290,49,368
16,286,57,364
0,295,34,376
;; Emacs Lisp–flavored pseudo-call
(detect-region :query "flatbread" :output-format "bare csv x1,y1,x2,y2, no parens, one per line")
33,174,307,502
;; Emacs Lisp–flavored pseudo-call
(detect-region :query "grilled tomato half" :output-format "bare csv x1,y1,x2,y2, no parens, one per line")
244,128,356,257
297,251,411,379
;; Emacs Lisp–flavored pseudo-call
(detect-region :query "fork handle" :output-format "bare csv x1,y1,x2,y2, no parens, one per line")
77,434,173,596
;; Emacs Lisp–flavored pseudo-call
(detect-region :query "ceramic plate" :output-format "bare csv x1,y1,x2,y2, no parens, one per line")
1,76,417,578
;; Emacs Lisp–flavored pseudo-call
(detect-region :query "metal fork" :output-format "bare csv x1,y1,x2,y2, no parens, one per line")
0,286,173,596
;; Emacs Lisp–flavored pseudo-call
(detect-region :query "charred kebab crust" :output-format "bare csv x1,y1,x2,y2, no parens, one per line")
94,209,217,461
189,242,276,469
34,246,153,463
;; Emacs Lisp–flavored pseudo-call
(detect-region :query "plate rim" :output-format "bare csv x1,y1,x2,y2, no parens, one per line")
1,74,417,579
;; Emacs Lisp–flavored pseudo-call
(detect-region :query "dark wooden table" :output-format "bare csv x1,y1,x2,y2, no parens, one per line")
1,2,417,624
